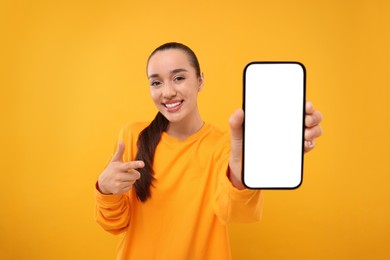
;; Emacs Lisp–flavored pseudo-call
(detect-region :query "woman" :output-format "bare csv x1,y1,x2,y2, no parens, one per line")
95,42,322,259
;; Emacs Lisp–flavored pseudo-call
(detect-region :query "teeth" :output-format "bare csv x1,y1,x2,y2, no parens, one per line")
165,102,182,108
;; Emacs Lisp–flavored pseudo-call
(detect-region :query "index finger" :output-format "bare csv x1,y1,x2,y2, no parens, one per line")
305,100,314,114
120,160,145,171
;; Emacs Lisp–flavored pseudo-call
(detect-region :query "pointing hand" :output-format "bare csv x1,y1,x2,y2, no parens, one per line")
97,141,145,195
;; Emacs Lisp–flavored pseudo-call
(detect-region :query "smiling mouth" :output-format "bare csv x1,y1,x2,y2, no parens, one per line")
164,101,183,108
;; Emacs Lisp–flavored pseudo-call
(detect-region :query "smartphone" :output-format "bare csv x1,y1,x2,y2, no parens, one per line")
242,62,306,189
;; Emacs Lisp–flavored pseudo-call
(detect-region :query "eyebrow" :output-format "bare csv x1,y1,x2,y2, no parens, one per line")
148,68,188,79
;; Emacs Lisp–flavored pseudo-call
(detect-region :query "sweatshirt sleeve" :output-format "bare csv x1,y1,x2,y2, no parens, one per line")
94,123,144,235
95,185,132,235
212,133,263,225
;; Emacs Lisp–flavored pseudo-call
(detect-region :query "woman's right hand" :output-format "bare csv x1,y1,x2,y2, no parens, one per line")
97,141,145,195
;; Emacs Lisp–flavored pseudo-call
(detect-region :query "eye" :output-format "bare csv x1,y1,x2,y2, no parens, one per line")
150,81,162,87
174,76,185,82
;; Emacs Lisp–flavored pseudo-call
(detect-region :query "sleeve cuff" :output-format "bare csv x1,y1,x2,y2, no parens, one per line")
221,173,259,201
95,182,124,204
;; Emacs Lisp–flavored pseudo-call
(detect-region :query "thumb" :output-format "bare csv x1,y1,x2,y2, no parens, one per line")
111,141,125,162
229,109,244,160
229,108,244,141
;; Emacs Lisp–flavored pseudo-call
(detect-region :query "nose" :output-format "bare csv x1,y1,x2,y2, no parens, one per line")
162,82,177,99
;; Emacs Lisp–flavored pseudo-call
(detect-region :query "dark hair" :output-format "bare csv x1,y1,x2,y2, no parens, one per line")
147,42,201,78
134,42,201,202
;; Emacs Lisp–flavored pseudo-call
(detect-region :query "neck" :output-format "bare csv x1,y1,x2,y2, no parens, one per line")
166,110,204,141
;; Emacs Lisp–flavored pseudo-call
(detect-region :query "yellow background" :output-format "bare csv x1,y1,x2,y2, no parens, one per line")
1,0,389,259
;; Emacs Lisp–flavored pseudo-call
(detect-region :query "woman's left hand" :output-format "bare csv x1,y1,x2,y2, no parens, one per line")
303,101,323,153
228,101,323,189
228,109,246,189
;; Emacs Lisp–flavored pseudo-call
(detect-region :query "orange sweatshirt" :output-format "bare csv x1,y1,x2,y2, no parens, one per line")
95,122,263,260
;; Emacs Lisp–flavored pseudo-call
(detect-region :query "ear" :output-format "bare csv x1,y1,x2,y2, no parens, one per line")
198,72,205,92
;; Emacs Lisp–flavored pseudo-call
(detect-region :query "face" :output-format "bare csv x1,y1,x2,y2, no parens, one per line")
147,49,204,124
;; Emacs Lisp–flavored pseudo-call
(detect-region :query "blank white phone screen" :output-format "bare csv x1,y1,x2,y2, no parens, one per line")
243,62,305,189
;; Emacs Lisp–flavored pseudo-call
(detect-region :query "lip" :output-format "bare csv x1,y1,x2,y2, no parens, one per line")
163,100,183,113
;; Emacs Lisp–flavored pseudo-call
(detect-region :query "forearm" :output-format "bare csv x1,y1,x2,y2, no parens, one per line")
95,183,131,235
214,173,263,224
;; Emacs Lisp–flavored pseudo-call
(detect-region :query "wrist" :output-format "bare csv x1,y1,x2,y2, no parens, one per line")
95,181,112,195
227,165,245,190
